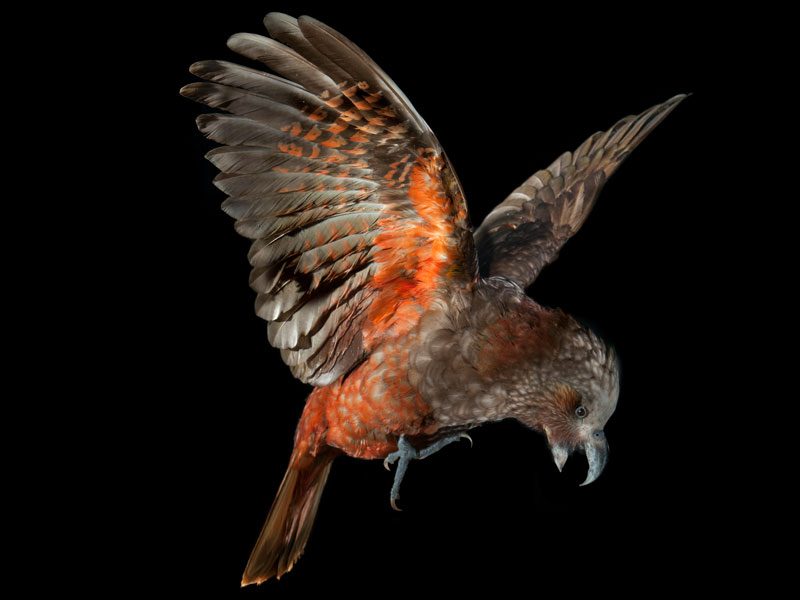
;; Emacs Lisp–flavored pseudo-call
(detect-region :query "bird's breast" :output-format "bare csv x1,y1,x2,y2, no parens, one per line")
303,331,439,460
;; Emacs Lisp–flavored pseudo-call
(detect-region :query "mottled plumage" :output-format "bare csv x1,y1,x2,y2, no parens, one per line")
181,12,685,585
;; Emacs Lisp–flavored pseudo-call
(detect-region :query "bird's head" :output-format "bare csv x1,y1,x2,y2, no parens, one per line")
512,316,620,486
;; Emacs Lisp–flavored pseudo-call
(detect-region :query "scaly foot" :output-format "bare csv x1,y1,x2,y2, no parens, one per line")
383,433,472,511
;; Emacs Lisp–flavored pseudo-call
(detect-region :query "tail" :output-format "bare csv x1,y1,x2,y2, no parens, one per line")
241,449,335,585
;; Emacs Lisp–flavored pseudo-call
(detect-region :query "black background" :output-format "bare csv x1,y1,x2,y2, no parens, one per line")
79,1,769,595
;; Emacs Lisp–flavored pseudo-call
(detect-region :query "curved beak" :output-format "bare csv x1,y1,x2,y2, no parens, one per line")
579,431,609,486
548,430,609,485
550,444,569,472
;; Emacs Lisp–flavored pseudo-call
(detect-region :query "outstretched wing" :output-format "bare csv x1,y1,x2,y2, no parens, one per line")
182,13,476,386
473,95,686,289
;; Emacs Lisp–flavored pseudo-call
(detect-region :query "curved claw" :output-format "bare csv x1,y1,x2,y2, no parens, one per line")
384,437,413,470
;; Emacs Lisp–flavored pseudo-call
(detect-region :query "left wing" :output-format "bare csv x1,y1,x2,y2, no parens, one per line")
182,13,477,386
474,95,686,289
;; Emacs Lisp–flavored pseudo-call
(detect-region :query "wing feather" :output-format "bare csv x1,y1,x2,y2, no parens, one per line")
473,94,686,288
182,13,475,386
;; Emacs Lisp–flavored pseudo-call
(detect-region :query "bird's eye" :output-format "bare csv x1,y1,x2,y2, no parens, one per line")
575,406,588,419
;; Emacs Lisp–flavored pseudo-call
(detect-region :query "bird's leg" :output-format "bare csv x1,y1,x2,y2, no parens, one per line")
383,433,472,511
383,437,414,512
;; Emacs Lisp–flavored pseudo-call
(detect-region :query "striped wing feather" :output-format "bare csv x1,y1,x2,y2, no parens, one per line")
182,13,476,386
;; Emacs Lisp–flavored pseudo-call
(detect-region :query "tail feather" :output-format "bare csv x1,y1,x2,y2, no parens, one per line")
241,450,335,585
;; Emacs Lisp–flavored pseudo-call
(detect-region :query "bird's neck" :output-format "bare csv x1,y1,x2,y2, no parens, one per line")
421,278,570,430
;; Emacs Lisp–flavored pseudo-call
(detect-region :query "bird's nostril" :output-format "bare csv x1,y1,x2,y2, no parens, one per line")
593,430,605,441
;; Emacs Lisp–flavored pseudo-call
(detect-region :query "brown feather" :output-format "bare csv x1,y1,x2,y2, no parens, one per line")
241,450,335,585
474,94,687,289
181,13,478,387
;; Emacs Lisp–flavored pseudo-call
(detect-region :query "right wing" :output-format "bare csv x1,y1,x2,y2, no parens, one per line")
181,14,477,387
473,94,686,289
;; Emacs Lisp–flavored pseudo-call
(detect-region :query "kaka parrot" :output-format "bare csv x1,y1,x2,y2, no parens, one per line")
181,12,685,585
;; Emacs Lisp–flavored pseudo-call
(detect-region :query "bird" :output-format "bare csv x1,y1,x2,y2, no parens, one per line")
181,12,685,585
